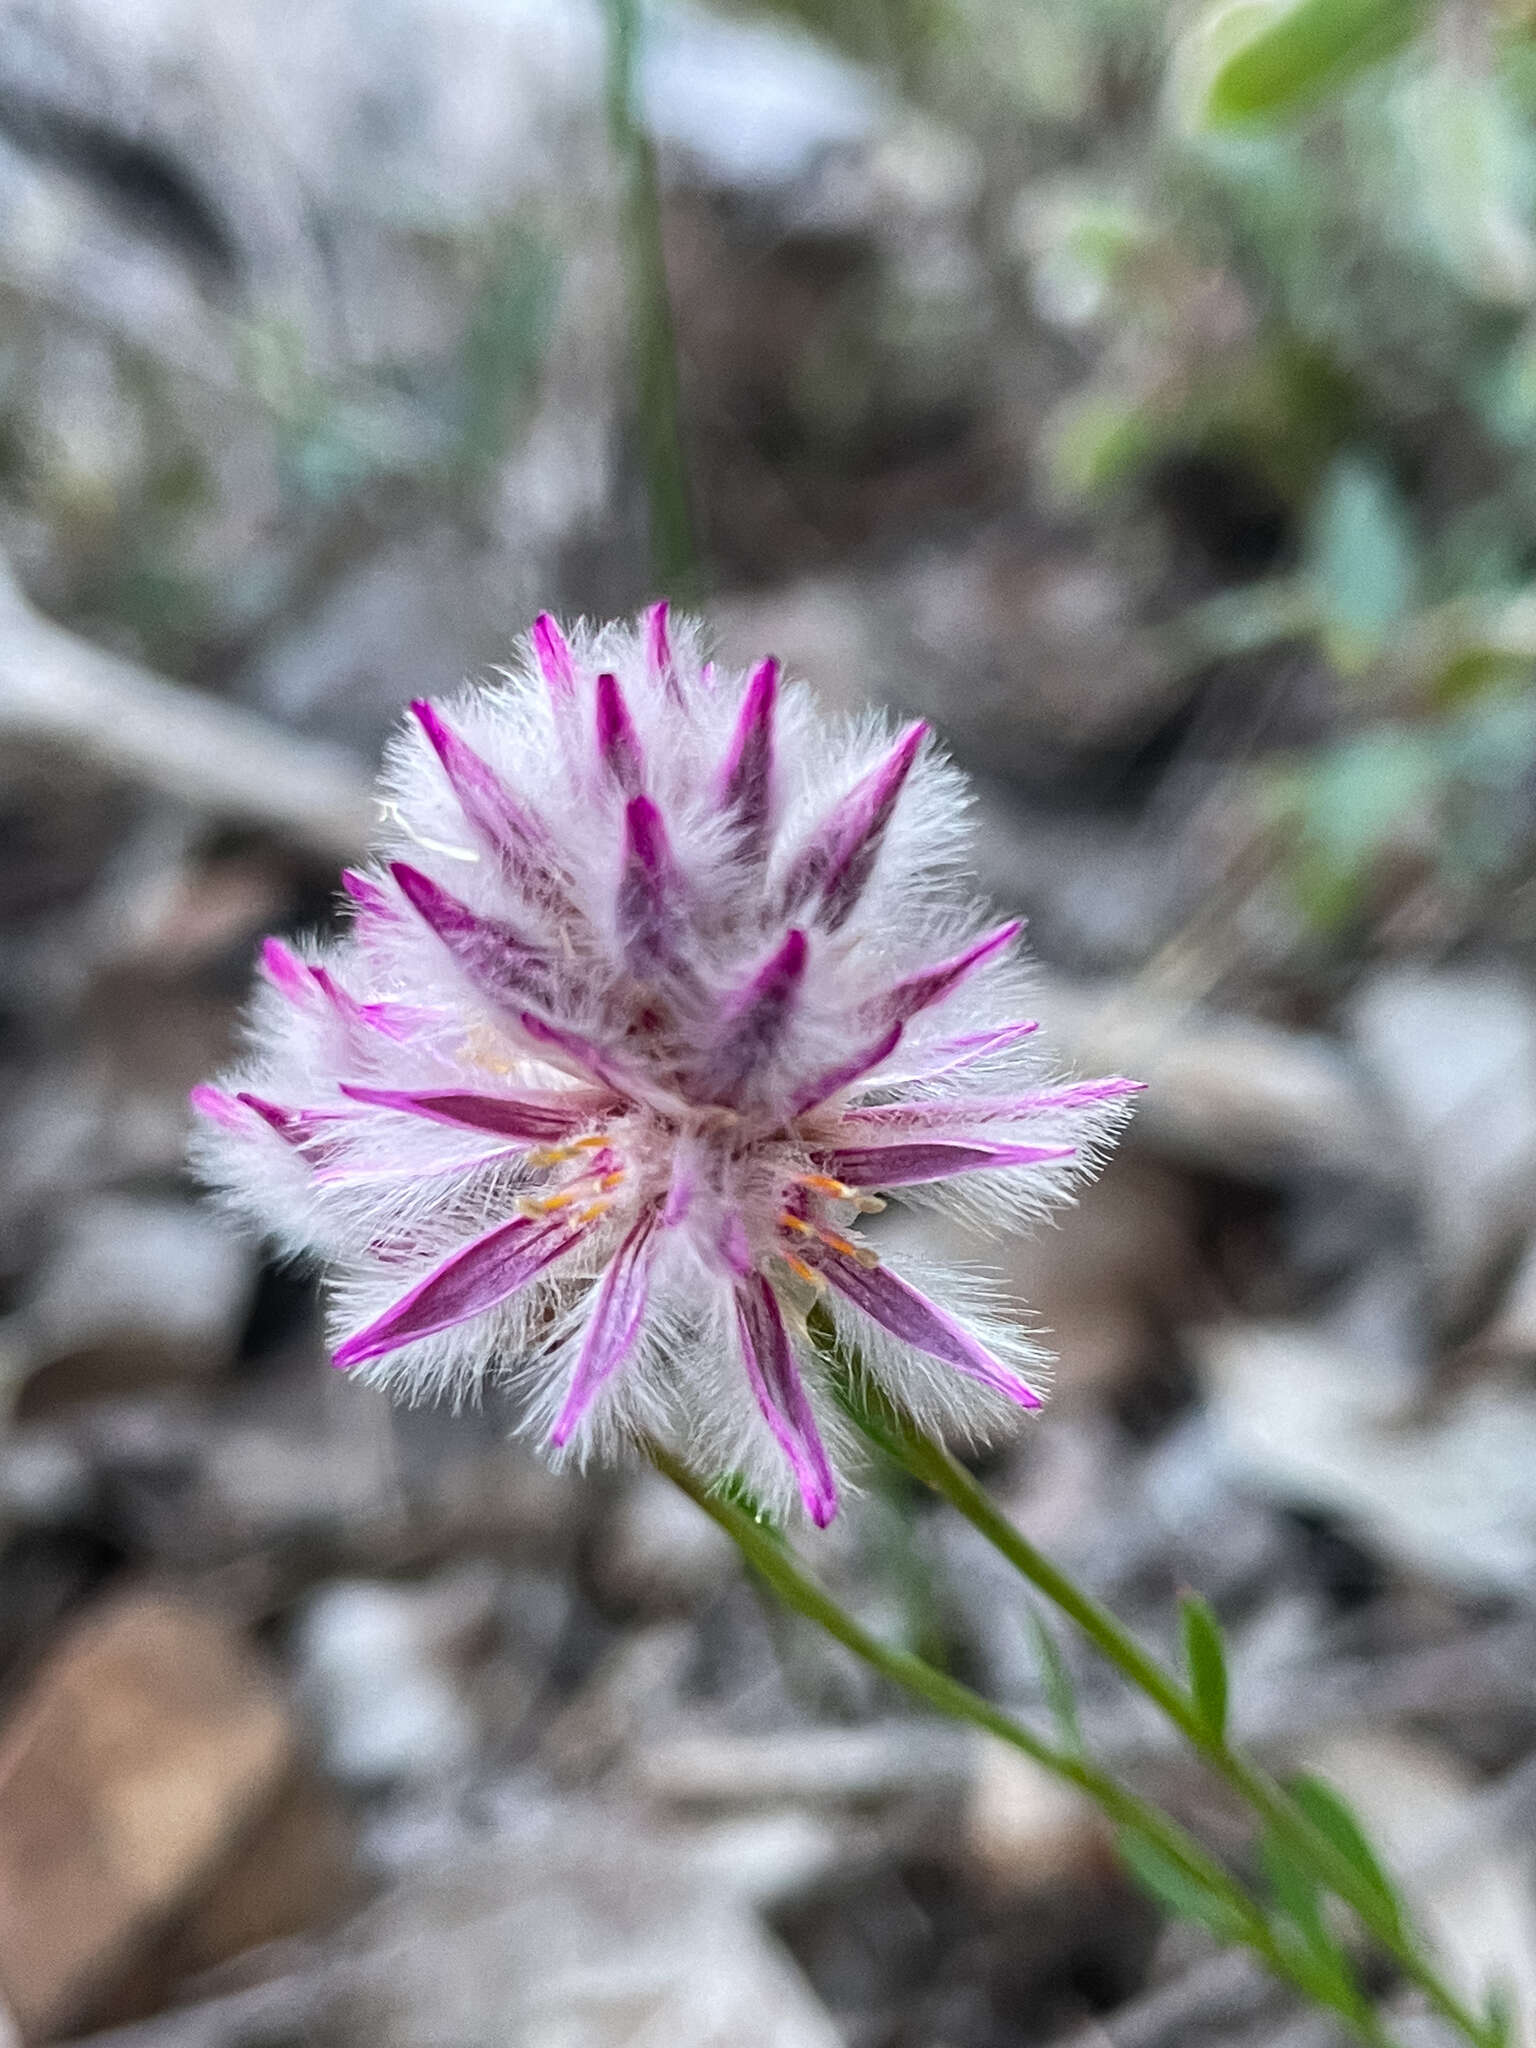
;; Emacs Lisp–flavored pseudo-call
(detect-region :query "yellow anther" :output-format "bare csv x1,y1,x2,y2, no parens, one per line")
575,1199,612,1226
572,1134,608,1151
779,1211,813,1236
783,1253,825,1289
812,1226,880,1270
527,1143,580,1168
797,1172,855,1199
534,1186,581,1213
598,1169,625,1191
816,1228,858,1258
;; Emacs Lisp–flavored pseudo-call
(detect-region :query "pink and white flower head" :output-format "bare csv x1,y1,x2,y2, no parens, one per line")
192,606,1141,1524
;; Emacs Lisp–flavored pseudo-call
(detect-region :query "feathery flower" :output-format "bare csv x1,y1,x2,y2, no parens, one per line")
192,606,1141,1523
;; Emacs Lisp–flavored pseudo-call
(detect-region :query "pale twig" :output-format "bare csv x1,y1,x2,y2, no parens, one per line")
0,554,373,862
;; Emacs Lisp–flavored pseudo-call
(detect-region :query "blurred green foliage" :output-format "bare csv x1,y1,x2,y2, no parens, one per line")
726,0,958,81
12,0,1536,942
998,0,1536,932
243,218,560,509
1178,0,1425,127
745,0,1536,931
0,211,558,676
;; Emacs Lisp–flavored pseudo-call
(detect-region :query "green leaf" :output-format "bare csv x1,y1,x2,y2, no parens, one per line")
1027,1611,1083,1755
1179,1593,1230,1743
1279,1937,1367,2020
1116,1831,1249,1941
1042,384,1162,498
1261,1830,1327,1946
1395,71,1536,308
1480,325,1536,448
1305,456,1417,673
1171,576,1319,664
1260,1832,1365,2014
1286,1773,1407,1939
1275,726,1443,930
1181,0,1424,130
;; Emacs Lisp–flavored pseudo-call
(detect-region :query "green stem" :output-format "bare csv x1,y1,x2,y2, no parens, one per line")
839,1377,1490,2046
601,0,699,596
650,1442,1399,2047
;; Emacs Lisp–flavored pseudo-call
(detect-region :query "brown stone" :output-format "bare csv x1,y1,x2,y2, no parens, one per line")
0,1593,295,2040
167,1768,355,1977
95,1769,359,2033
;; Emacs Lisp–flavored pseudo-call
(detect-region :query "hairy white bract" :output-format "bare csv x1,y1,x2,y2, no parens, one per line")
192,606,1140,1523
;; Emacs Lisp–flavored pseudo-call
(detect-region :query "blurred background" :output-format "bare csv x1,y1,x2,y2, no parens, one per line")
1,0,1536,2042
